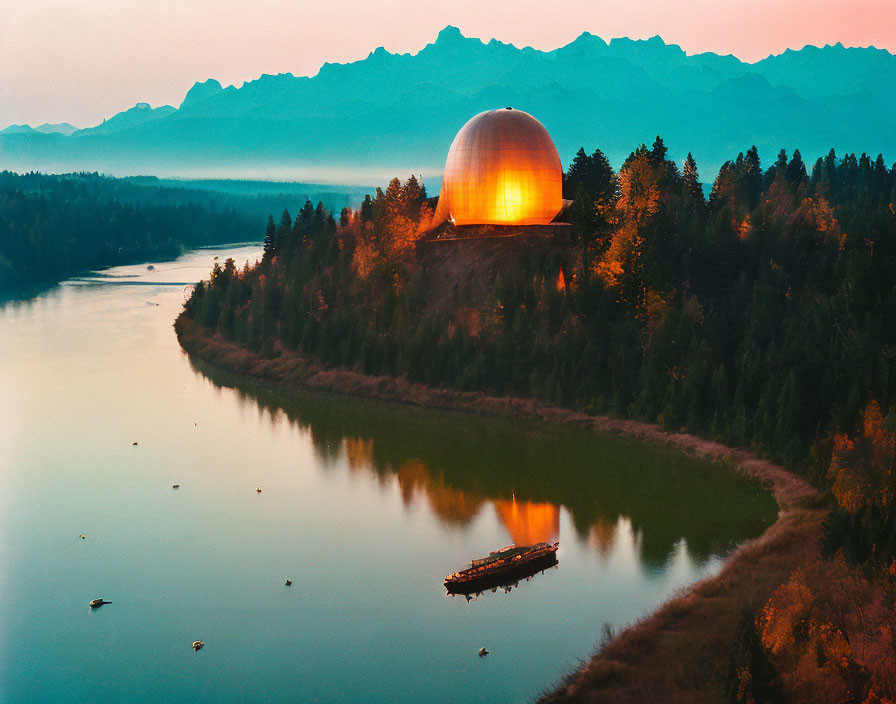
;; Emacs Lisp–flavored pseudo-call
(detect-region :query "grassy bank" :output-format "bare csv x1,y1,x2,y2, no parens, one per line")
175,313,824,702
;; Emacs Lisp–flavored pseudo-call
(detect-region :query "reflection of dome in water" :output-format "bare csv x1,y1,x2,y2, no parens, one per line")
493,498,560,546
436,108,563,226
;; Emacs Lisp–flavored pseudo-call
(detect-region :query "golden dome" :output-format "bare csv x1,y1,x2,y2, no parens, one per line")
437,108,563,226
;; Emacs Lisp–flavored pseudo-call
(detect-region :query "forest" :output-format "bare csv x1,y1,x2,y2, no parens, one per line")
0,171,363,292
182,141,896,702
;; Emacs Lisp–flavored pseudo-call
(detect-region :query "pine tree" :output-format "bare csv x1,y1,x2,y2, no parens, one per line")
360,194,373,222
563,148,592,199
682,152,703,208
564,146,617,207
744,146,762,208
775,148,788,171
262,214,276,265
276,208,292,250
402,175,424,217
786,149,807,186
764,148,789,189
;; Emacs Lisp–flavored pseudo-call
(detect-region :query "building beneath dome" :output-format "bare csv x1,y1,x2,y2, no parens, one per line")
433,108,563,227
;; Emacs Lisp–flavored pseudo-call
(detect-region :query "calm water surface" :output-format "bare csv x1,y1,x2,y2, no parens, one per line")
0,247,777,703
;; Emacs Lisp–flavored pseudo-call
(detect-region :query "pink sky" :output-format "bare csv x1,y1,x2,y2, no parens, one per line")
1,0,893,129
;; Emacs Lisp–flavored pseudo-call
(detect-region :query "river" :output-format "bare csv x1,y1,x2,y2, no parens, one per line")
0,245,777,703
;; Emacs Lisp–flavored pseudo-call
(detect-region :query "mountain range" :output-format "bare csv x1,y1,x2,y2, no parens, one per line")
1,26,893,186
1,122,79,137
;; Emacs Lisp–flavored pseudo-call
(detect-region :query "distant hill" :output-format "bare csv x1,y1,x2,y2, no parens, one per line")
0,170,373,291
4,171,371,221
1,26,893,183
1,122,78,136
75,103,176,136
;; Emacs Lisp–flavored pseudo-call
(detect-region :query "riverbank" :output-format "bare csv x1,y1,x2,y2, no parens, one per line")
175,314,823,702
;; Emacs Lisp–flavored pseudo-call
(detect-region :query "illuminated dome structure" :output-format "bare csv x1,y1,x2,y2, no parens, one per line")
434,108,563,227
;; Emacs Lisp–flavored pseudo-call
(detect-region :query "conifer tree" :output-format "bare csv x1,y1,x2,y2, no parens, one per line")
786,149,807,186
360,194,373,222
262,214,276,265
682,152,703,208
744,146,762,207
276,208,292,249
651,136,668,163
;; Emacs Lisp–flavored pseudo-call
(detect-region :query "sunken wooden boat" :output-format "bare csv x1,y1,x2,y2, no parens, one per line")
444,542,559,595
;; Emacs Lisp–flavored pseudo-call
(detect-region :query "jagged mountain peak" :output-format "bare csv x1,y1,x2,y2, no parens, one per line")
181,78,224,107
436,25,465,44
573,30,606,43
559,31,609,53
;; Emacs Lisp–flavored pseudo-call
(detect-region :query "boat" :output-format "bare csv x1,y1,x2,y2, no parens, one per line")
444,542,559,595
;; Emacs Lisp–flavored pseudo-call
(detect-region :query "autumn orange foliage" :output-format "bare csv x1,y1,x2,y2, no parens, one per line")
757,552,896,704
829,401,896,515
796,196,845,249
759,567,855,701
748,402,896,703
350,176,429,280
